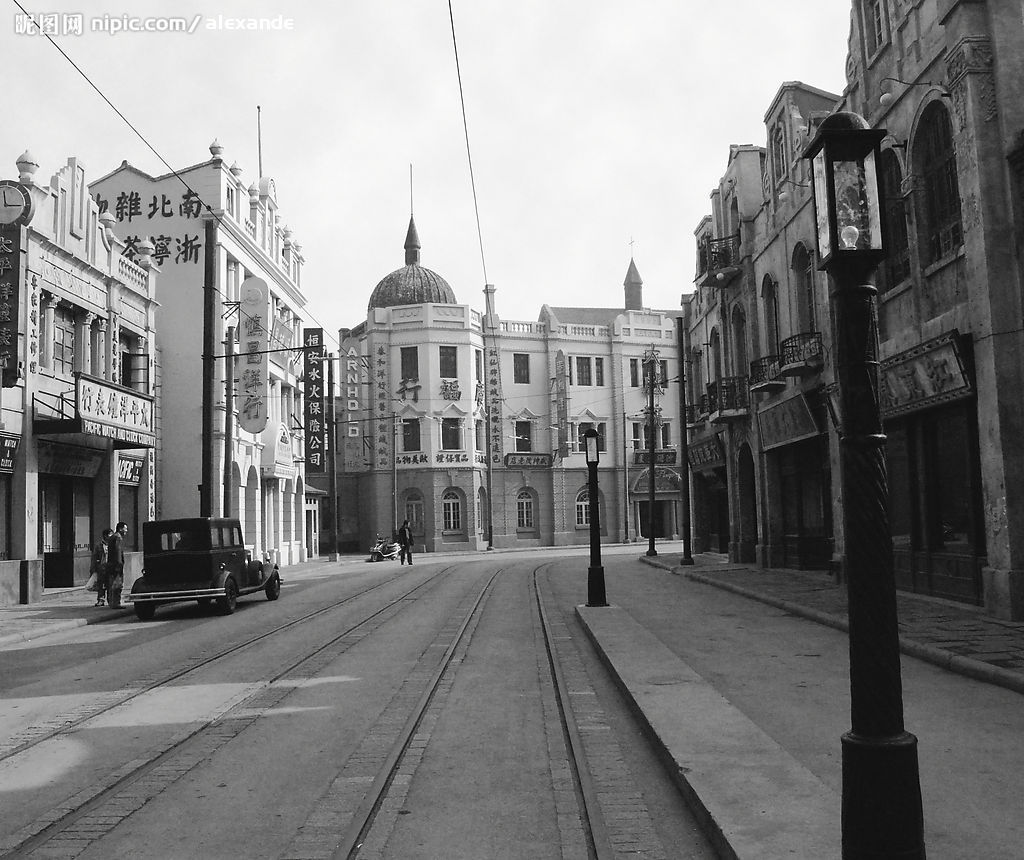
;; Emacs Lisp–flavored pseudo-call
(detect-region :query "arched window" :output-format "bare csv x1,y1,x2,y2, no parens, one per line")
731,306,748,376
516,490,535,530
575,488,590,527
442,490,461,532
792,244,816,333
914,102,962,265
761,275,780,355
880,148,911,291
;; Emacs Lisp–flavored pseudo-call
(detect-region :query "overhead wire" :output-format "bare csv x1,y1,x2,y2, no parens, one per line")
10,0,342,355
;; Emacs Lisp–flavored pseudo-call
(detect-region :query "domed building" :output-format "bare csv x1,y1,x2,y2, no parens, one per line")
322,218,685,558
367,218,457,312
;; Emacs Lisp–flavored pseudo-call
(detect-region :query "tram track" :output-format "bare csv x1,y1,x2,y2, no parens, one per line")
0,565,460,858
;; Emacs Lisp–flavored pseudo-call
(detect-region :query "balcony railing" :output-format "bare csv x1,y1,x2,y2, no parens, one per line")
706,376,749,423
779,332,824,377
695,233,741,288
748,355,786,394
684,403,702,427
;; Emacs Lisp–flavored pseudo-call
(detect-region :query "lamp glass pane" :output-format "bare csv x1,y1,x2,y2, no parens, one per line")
585,434,598,462
862,150,883,249
832,159,876,251
812,149,831,256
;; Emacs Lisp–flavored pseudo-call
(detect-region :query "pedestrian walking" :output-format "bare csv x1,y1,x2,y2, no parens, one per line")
397,519,414,565
106,521,129,608
89,527,113,607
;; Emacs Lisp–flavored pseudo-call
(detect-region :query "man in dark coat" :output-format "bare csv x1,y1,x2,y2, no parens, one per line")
107,521,128,608
397,520,413,565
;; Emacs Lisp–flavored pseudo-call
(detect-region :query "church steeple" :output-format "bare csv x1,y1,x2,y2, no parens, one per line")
404,215,421,265
624,257,643,310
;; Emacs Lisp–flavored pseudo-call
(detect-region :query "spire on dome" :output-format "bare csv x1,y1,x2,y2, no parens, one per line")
404,216,421,265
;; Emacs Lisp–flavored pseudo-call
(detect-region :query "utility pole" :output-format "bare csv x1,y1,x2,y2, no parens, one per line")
392,412,398,536
643,347,659,557
675,316,694,564
200,216,217,518
223,325,234,517
622,411,630,543
327,353,339,561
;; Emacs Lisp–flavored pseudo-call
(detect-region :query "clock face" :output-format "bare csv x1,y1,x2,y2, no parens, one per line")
0,182,33,227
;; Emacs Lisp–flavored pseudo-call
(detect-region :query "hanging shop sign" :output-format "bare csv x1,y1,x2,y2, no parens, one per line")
238,276,270,434
77,373,155,447
0,181,32,387
37,440,104,477
633,466,682,494
634,450,677,466
302,327,327,473
554,349,570,460
118,454,144,485
486,344,504,465
757,393,818,451
687,435,725,470
879,330,972,419
339,335,369,473
0,432,20,472
504,453,552,468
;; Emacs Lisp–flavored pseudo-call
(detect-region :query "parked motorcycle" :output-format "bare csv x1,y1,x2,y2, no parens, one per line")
369,535,400,562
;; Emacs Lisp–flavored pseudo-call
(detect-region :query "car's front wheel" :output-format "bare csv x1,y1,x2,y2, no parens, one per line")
217,578,238,615
134,602,157,621
265,574,281,601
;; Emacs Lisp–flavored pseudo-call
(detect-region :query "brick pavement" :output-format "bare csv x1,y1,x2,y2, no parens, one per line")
643,554,1024,696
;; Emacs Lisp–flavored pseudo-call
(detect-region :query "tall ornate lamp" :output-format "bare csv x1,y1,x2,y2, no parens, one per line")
804,111,926,860
584,428,607,607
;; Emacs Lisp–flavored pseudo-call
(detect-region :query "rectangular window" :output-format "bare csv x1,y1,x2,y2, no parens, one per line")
402,418,421,452
401,346,419,381
517,495,534,529
53,305,76,376
866,0,884,55
595,357,604,386
475,348,483,382
514,420,532,452
659,360,669,386
630,358,641,387
513,353,530,384
439,345,457,378
443,495,461,531
441,417,461,450
661,422,671,448
226,185,236,219
405,498,424,532
575,357,592,386
475,419,485,451
576,422,606,453
631,422,642,450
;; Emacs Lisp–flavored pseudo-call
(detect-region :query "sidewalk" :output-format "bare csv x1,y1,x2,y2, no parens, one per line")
641,553,1024,696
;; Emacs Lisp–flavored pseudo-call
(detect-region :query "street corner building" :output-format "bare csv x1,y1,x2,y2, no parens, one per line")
684,0,1024,620
316,216,688,556
0,152,157,605
90,140,312,569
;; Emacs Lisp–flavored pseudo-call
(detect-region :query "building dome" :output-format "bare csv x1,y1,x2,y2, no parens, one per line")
367,216,457,312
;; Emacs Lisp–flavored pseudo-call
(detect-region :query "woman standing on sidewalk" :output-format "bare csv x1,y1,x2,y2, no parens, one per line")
90,528,113,607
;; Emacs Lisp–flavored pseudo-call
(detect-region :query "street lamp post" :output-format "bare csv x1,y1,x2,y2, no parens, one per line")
583,428,607,607
804,111,925,860
642,348,659,557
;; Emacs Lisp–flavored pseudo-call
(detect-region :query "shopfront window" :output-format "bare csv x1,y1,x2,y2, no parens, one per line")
0,475,10,560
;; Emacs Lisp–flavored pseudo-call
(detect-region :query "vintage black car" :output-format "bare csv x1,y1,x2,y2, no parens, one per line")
128,517,281,620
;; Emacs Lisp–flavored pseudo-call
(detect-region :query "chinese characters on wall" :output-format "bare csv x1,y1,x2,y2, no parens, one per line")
487,346,503,464
303,328,327,473
93,188,203,267
0,225,21,386
375,345,391,469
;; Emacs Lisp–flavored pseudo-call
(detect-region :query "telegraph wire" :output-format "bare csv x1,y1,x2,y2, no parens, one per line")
10,0,342,354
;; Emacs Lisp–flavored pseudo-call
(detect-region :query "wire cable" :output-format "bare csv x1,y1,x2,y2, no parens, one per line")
10,0,342,353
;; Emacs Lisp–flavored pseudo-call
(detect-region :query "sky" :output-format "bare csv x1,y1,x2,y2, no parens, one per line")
6,1,853,342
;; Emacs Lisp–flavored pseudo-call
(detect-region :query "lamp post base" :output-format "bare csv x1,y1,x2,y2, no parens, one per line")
841,730,926,859
586,565,607,607
678,554,694,565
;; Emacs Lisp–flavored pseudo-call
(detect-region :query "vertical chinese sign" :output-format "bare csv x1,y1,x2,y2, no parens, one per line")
554,349,570,460
375,344,391,469
303,328,327,473
237,277,269,434
487,345,503,464
0,180,33,387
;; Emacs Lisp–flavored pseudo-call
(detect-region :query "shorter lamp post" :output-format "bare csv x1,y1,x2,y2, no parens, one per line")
804,111,925,860
583,428,607,607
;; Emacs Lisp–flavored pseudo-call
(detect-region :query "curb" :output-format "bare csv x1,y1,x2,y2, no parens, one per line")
0,607,134,648
639,556,1024,698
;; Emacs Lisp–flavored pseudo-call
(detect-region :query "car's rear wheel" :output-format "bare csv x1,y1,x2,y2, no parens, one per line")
134,602,157,621
217,578,238,615
265,574,281,601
